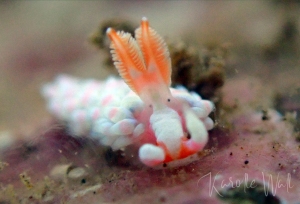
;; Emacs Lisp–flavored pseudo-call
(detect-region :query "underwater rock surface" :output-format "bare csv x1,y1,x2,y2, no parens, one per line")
1,76,299,204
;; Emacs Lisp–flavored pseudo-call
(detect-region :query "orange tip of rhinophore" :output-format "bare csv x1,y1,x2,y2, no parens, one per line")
106,27,117,41
106,27,112,34
141,17,149,26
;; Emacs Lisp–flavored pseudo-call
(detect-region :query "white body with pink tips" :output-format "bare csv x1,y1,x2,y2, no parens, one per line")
42,17,215,168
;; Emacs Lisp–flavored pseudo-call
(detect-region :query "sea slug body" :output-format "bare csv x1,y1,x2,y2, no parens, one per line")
42,17,214,168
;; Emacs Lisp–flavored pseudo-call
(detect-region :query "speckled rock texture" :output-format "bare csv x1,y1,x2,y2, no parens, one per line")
1,76,300,204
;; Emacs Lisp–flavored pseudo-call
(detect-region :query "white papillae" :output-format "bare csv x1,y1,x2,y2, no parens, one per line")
184,106,208,145
150,107,182,157
139,144,165,167
42,75,215,167
202,117,214,131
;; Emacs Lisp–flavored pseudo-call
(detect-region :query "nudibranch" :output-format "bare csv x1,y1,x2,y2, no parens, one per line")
42,17,214,168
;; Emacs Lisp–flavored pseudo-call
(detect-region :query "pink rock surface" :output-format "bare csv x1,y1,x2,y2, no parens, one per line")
1,76,299,204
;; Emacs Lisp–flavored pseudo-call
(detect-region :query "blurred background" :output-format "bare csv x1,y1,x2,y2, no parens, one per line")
0,0,299,135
